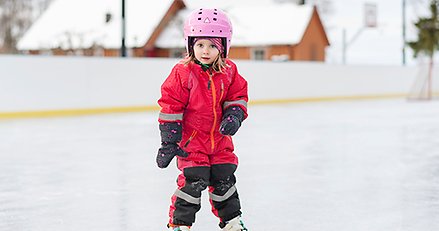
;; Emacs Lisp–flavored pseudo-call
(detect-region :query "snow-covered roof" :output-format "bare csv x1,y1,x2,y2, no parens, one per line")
182,0,275,9
156,1,314,48
17,0,172,50
18,0,315,51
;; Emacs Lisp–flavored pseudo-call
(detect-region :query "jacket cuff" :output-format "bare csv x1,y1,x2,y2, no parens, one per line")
159,122,182,143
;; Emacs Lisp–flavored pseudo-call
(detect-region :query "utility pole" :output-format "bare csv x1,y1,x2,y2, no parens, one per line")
342,27,365,64
121,0,127,57
342,3,377,65
402,0,407,66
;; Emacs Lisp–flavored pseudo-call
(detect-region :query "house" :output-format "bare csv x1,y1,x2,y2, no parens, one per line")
18,0,330,61
17,0,173,56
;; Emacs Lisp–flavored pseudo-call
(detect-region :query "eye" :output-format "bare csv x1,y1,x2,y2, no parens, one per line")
210,45,216,48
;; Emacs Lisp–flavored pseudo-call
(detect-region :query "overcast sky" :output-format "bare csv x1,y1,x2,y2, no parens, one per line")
322,0,432,66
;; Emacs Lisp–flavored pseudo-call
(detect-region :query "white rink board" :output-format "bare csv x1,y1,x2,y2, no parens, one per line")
0,55,422,113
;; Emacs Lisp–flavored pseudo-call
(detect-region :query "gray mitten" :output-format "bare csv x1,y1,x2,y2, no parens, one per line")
157,122,188,168
219,106,244,136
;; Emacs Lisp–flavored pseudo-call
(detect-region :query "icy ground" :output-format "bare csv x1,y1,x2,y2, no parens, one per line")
1,99,439,231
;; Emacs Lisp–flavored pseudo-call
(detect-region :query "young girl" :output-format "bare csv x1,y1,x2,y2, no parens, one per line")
156,8,249,231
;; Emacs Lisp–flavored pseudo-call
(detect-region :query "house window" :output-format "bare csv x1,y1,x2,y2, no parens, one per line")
170,48,185,58
74,49,84,56
251,48,266,60
40,49,53,56
94,47,104,56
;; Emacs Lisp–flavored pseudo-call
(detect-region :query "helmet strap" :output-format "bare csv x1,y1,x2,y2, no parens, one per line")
194,59,211,71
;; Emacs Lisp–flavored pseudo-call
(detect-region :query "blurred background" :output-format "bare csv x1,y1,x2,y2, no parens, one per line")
1,1,439,231
0,0,436,65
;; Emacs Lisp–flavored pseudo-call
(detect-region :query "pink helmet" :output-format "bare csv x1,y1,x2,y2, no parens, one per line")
183,8,233,57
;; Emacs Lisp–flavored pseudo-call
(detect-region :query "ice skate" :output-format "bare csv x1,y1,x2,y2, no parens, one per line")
168,225,191,231
221,216,248,231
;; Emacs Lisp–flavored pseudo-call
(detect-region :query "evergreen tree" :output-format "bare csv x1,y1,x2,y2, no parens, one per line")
408,0,439,99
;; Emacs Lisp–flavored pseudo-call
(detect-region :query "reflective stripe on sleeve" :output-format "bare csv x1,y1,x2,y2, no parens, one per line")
223,100,247,110
174,189,201,205
208,185,237,202
159,112,183,121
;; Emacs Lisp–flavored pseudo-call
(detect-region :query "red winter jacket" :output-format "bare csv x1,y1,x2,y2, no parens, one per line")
158,59,248,155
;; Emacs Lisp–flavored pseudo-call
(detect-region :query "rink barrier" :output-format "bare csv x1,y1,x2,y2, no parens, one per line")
1,56,422,120
249,93,408,105
0,93,408,120
0,105,159,120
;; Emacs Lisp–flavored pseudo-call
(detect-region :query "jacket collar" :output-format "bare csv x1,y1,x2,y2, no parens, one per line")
194,59,211,72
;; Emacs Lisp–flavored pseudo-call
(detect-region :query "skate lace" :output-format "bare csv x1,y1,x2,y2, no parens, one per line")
224,220,248,231
240,220,248,231
171,226,190,231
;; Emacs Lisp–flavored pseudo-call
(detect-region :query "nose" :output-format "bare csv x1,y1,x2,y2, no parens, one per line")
202,47,209,54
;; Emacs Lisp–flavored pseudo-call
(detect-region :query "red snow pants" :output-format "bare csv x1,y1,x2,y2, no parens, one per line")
168,150,242,226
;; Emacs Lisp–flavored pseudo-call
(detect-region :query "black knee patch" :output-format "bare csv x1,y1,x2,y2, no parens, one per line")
211,164,237,194
182,166,210,195
214,176,234,193
189,178,208,192
210,164,241,221
172,166,211,225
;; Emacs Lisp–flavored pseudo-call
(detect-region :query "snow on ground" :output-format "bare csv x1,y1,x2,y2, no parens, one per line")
1,99,439,230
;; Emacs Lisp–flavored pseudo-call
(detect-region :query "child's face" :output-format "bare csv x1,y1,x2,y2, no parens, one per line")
193,39,220,65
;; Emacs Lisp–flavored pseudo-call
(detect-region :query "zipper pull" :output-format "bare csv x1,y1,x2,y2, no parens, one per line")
208,79,211,90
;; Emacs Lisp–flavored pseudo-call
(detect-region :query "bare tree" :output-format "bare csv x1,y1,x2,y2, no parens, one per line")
0,0,52,54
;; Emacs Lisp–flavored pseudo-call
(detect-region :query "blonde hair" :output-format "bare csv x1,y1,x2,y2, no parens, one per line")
182,52,228,73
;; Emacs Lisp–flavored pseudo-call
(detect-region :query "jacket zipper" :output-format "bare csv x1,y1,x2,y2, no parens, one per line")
183,130,198,148
208,73,217,152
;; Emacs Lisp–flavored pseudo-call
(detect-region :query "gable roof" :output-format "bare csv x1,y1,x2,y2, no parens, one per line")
17,0,326,51
155,1,316,48
182,0,275,8
17,0,172,50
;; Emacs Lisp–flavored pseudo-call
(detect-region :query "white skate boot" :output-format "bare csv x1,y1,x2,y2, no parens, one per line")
169,225,191,231
221,216,248,231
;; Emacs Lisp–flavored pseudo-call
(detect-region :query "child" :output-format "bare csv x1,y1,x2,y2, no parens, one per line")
156,8,249,231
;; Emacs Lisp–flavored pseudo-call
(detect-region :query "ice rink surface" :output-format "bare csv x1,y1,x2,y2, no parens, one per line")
1,99,439,231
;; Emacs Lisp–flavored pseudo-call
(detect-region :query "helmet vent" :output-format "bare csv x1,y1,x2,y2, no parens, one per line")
213,18,217,21
198,18,201,20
